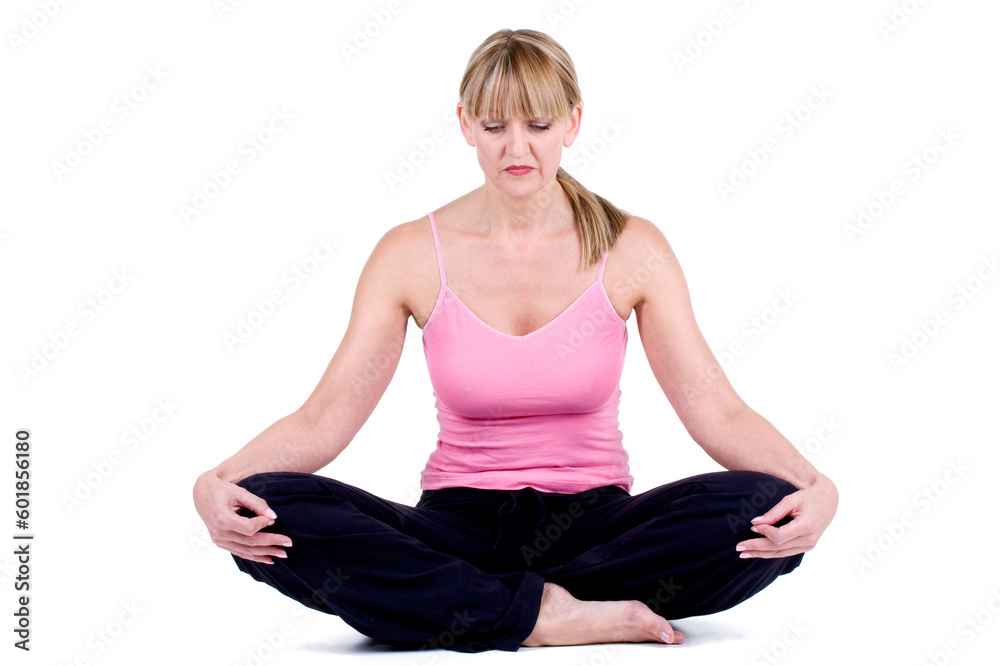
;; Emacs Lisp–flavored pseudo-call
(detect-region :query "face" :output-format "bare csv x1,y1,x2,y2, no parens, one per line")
458,101,582,198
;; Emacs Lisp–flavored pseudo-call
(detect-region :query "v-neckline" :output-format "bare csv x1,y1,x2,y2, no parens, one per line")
443,282,601,340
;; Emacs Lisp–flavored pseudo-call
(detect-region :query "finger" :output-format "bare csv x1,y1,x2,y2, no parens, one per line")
751,495,795,528
244,546,289,560
219,511,274,538
234,552,275,565
740,545,808,559
216,538,289,561
736,535,811,556
217,531,292,551
235,487,278,521
245,531,293,548
212,537,276,564
737,533,810,551
752,518,806,546
735,536,773,553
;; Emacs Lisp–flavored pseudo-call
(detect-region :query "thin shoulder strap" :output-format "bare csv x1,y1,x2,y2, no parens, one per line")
597,251,608,283
428,211,447,287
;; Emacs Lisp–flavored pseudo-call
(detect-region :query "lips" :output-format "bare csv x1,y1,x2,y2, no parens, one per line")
505,165,534,174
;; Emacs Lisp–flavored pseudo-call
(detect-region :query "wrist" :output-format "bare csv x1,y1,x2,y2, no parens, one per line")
785,455,829,490
817,474,837,492
196,467,226,487
807,474,838,498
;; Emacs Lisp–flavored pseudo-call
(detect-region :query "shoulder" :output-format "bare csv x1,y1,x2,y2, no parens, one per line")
360,214,439,321
613,215,674,257
606,215,682,311
373,215,431,259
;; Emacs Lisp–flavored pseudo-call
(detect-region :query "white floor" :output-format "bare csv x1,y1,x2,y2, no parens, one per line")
205,583,796,666
131,542,908,666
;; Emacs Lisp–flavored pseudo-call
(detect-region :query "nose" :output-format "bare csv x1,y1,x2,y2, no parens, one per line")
505,122,529,158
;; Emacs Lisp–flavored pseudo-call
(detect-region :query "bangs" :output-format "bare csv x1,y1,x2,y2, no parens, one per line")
464,49,571,121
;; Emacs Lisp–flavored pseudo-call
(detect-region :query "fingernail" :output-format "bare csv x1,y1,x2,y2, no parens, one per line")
282,541,293,548
266,509,278,519
751,516,763,522
735,545,746,552
275,551,288,559
750,526,759,534
660,631,672,643
740,552,751,559
267,520,275,527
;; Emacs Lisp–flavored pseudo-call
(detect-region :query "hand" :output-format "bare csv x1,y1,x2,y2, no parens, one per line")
193,471,292,564
735,476,838,559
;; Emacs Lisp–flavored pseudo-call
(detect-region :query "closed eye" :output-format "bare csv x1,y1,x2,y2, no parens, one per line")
483,124,551,133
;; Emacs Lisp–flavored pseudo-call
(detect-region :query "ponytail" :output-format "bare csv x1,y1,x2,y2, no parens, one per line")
556,167,630,271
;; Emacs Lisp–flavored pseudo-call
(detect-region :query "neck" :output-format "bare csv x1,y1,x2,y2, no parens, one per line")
474,177,573,243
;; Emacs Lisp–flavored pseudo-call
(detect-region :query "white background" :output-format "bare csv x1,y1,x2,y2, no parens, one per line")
2,1,999,665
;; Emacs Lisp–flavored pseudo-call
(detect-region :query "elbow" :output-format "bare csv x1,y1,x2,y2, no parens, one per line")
294,394,333,432
293,404,320,430
683,398,751,448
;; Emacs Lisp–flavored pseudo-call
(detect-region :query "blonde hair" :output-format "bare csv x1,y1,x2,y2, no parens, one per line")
459,28,629,271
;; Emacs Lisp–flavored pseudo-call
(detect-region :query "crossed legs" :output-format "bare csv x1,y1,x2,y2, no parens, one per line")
231,470,802,652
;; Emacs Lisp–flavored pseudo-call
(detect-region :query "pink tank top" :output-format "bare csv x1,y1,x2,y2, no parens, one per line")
419,211,633,494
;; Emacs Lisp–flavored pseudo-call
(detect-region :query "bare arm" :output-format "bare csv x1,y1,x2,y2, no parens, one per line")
626,217,837,557
193,222,415,562
206,226,411,482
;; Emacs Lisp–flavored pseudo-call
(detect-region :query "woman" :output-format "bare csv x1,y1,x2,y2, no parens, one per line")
193,28,838,653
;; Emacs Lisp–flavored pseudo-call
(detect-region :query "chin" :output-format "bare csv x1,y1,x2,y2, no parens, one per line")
499,185,542,200
494,174,550,195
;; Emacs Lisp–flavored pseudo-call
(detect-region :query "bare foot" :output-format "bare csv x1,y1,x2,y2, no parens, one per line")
522,582,686,647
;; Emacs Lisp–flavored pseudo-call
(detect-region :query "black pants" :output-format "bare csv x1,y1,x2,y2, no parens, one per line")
232,470,803,653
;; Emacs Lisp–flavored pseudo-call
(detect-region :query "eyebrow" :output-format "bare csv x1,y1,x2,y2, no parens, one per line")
479,117,551,125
